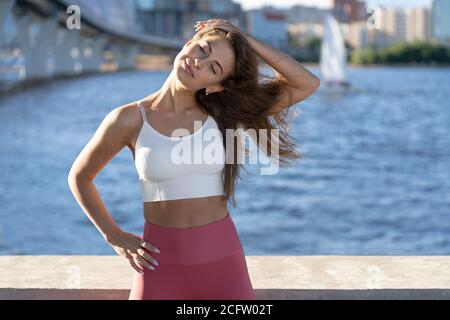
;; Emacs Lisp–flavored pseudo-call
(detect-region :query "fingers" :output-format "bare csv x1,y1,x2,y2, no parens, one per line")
129,256,145,275
135,254,155,271
194,21,206,32
137,239,159,270
137,247,159,267
140,239,160,254
122,235,160,274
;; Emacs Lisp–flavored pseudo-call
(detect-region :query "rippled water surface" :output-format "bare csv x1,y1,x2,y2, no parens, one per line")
0,66,449,255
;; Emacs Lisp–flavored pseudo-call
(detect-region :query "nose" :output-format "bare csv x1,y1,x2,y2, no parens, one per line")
194,58,202,68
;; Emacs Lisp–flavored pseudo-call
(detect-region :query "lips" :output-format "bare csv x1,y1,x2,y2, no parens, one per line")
183,57,194,78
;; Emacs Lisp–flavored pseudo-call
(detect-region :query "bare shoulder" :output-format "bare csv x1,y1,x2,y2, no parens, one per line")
103,101,142,144
95,101,142,146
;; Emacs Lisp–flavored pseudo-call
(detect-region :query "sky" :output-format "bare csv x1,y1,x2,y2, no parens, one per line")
233,0,433,10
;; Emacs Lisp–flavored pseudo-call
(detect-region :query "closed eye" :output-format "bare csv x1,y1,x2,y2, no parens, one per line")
199,45,216,75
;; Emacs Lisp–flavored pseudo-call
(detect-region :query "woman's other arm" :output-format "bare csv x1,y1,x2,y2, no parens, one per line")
67,105,134,243
68,104,160,274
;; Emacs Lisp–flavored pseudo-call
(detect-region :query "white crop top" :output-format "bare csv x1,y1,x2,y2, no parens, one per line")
134,100,226,202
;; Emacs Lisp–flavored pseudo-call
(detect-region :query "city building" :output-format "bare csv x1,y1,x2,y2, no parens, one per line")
343,21,370,49
382,8,408,45
362,6,432,48
288,22,324,44
288,5,331,24
135,0,245,41
406,7,431,43
431,0,450,45
333,0,366,23
247,7,289,49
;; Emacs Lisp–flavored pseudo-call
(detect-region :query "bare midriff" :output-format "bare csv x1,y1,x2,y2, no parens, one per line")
143,195,229,228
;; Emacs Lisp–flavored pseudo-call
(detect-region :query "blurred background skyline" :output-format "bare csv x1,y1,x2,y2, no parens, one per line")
235,0,433,9
1,0,449,90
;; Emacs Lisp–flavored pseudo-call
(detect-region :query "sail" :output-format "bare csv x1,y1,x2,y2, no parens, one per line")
320,13,347,83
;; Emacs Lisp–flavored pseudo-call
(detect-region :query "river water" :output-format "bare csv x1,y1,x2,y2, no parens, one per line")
0,66,449,255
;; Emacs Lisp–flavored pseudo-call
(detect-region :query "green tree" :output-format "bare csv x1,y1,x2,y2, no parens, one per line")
350,42,450,65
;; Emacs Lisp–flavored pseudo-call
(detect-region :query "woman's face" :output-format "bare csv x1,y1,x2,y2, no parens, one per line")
175,35,236,92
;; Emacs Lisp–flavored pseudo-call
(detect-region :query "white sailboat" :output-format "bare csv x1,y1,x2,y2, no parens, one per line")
320,13,350,88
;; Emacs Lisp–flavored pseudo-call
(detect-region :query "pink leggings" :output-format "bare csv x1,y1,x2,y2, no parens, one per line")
128,212,256,300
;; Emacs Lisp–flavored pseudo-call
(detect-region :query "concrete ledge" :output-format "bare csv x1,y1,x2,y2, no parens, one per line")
1,256,449,300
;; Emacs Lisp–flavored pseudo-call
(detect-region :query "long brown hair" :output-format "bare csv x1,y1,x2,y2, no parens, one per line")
190,26,302,208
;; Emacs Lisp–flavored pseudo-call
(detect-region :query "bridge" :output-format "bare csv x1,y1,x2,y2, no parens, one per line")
0,0,184,85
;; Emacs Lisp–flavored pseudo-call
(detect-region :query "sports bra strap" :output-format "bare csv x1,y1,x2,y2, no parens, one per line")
137,101,148,124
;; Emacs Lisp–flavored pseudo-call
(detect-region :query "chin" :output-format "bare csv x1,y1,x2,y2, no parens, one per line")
176,67,196,90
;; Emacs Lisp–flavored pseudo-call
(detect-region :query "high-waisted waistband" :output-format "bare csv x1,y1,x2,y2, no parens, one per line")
143,212,243,265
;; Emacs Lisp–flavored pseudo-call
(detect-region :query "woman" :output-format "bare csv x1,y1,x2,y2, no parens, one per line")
68,19,320,300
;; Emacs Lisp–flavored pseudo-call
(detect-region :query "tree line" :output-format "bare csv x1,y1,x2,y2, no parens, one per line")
288,36,450,65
